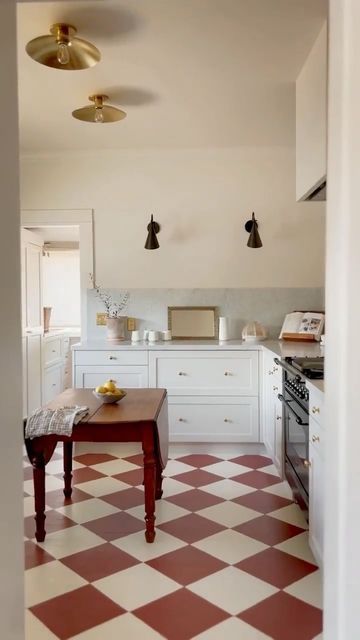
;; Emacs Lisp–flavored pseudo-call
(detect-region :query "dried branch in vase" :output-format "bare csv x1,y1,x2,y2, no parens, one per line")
89,274,129,318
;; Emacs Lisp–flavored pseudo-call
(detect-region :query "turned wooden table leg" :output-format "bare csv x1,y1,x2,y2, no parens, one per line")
63,441,73,498
155,459,164,500
143,433,156,543
33,461,46,542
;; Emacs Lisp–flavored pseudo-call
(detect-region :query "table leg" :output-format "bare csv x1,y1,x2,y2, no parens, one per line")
155,459,164,500
33,459,46,542
143,435,156,543
63,441,73,498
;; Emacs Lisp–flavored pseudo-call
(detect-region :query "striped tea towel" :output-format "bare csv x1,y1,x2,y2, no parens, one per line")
25,406,89,440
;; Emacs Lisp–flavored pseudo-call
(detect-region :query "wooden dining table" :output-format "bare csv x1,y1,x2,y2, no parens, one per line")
24,388,169,543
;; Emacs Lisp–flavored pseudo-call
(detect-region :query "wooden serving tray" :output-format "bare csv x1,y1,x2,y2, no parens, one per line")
282,332,317,342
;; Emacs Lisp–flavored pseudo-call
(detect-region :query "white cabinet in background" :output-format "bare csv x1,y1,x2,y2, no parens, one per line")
24,241,43,329
43,364,62,404
296,22,327,201
263,350,283,474
149,350,259,443
308,386,325,566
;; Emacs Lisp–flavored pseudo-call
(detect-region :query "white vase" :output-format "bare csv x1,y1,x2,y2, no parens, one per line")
106,316,127,341
219,317,229,341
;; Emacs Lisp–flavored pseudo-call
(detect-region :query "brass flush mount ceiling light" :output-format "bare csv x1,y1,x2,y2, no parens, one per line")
245,212,263,248
72,95,127,124
26,23,101,70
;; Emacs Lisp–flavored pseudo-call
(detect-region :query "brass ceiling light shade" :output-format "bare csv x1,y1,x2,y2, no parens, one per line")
25,23,101,70
245,212,263,248
72,95,127,124
145,215,160,250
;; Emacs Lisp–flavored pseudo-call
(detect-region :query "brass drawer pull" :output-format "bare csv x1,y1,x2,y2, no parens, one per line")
268,370,274,375
273,386,279,392
178,371,186,376
276,415,282,421
303,459,311,468
312,406,320,414
224,371,232,376
109,355,117,360
312,435,320,443
178,417,186,422
224,418,232,423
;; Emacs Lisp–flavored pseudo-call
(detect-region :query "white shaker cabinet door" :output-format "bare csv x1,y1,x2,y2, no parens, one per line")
75,365,148,389
308,420,325,566
27,334,42,414
43,365,62,404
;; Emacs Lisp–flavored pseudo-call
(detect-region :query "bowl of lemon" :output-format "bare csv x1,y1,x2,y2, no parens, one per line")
93,380,126,404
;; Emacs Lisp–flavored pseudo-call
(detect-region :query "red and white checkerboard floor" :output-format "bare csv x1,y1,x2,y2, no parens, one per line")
24,444,323,640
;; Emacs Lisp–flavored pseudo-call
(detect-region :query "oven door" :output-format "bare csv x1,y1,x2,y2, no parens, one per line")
279,391,309,496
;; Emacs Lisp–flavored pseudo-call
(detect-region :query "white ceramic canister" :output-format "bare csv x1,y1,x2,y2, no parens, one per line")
162,330,172,341
148,330,159,342
131,330,141,342
218,317,229,341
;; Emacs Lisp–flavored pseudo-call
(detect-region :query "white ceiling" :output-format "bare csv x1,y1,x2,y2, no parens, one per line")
17,0,327,152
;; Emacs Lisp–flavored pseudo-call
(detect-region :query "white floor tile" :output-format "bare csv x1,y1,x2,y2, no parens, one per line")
25,560,86,607
91,459,140,476
275,531,316,564
201,479,255,500
163,459,196,476
269,504,308,528
44,459,85,475
24,476,64,496
94,563,180,610
161,477,192,498
189,566,278,615
24,496,50,519
257,463,279,477
36,525,104,559
262,481,293,500
194,529,267,565
285,570,323,608
74,442,142,457
78,477,130,497
127,500,189,524
197,501,259,528
56,498,118,524
25,610,59,639
204,461,252,478
71,613,164,639
193,617,273,639
112,529,186,561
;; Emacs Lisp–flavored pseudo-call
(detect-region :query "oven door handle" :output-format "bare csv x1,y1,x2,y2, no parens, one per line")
274,357,301,378
277,393,309,426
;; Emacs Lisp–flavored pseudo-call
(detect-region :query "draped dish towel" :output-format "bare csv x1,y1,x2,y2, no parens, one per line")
25,406,89,440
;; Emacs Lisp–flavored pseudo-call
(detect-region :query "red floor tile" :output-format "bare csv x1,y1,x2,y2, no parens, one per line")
61,543,139,581
239,591,322,640
24,510,76,539
230,454,273,468
233,490,293,514
147,546,227,585
30,584,125,640
58,467,105,484
236,547,318,589
44,487,92,509
73,453,118,466
83,511,145,540
101,487,145,510
24,540,54,570
232,469,281,489
234,515,306,545
159,513,225,543
165,489,224,511
134,588,229,640
123,453,144,466
171,469,222,487
113,468,144,486
175,454,222,468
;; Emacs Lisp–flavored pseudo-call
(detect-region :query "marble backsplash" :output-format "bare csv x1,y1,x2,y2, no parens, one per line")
87,288,325,340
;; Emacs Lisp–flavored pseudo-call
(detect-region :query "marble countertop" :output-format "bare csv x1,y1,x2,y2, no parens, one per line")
72,338,324,359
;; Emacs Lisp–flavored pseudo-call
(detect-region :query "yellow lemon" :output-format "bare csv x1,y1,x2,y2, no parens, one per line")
114,388,123,396
95,385,107,394
105,391,114,396
104,379,116,393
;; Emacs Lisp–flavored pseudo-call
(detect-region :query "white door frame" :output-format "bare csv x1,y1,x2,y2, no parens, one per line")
21,209,94,340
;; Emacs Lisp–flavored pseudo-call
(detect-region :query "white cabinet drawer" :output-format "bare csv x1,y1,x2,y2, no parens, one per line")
150,351,258,395
168,396,259,442
44,337,62,367
75,365,148,389
309,386,324,427
74,350,148,366
43,365,62,404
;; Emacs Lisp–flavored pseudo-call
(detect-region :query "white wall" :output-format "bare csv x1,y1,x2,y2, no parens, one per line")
20,146,325,289
0,2,24,638
43,251,81,326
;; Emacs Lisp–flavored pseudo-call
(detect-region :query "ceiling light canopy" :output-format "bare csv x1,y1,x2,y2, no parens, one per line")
72,95,127,124
26,23,101,70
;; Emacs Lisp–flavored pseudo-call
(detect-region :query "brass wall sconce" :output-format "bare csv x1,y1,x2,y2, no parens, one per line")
145,215,160,250
245,212,263,248
26,23,101,70
72,95,127,124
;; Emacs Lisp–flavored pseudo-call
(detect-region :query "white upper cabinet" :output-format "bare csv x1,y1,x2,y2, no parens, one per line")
296,22,328,202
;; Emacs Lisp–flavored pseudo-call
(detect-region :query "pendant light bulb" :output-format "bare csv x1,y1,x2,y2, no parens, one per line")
57,42,70,65
94,107,104,123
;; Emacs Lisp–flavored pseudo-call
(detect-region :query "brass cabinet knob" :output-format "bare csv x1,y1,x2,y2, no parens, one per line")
273,386,278,392
178,371,186,376
273,366,279,373
224,371,232,376
224,418,232,423
268,370,274,375
178,417,186,422
303,459,311,467
109,355,117,360
312,407,320,414
312,435,320,443
276,415,282,421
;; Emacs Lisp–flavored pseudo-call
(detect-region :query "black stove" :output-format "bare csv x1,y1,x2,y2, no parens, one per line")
289,357,324,380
